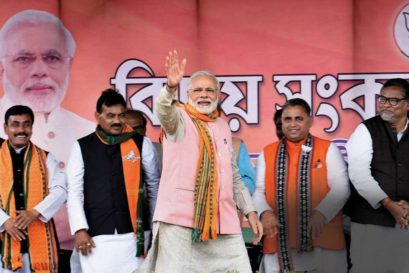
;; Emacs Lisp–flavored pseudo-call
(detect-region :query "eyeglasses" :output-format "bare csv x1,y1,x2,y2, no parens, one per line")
378,95,407,106
2,53,71,69
189,87,217,95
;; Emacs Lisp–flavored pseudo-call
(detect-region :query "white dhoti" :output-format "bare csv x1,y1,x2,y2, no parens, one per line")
260,247,347,273
78,232,142,273
350,222,409,273
137,221,252,273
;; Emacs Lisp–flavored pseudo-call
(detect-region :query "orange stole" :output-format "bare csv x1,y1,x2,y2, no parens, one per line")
120,138,142,232
0,141,58,273
262,137,345,254
181,104,219,241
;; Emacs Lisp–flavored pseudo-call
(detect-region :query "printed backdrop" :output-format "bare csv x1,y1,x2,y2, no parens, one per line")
1,0,409,157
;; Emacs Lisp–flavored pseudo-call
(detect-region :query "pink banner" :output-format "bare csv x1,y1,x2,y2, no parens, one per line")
1,0,409,160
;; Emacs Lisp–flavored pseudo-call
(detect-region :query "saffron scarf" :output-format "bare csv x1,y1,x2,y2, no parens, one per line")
96,125,145,256
0,141,58,273
275,135,313,273
181,104,220,243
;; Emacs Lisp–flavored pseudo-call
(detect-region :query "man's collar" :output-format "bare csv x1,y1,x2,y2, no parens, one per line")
401,118,409,134
10,145,27,155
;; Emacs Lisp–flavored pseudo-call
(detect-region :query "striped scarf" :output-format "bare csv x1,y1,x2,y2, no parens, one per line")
182,104,220,243
0,141,58,273
275,135,313,272
96,125,145,256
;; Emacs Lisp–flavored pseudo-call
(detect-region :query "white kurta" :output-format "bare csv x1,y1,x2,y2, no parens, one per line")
253,143,350,273
66,136,160,273
346,122,409,273
0,151,67,273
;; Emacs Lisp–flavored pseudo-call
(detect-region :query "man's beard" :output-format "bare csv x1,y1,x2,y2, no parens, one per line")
380,111,397,123
2,74,68,113
188,97,218,114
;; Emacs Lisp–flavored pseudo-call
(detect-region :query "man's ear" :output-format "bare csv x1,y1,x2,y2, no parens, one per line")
94,111,99,122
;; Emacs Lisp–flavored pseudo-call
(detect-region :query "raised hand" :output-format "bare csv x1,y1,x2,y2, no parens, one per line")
165,50,187,91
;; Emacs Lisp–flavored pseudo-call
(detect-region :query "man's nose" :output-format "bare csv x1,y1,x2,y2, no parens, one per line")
15,124,26,131
288,119,295,125
199,91,209,98
113,115,122,123
30,57,48,78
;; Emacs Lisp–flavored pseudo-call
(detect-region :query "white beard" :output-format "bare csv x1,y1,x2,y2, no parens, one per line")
188,97,218,114
2,73,68,113
380,112,396,122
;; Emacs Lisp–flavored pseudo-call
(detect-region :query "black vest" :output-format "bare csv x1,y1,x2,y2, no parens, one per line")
0,139,50,253
78,133,144,237
10,146,28,253
348,116,409,226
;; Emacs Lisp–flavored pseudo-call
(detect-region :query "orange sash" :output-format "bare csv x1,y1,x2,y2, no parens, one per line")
180,104,219,242
96,127,141,233
120,138,142,233
0,141,58,272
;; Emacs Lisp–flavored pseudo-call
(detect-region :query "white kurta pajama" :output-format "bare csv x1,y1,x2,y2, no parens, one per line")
0,152,67,273
137,86,255,273
67,137,160,273
253,143,349,273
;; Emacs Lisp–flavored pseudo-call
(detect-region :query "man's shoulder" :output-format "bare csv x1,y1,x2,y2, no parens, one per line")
31,143,50,158
310,136,333,153
77,132,96,144
361,116,387,135
362,115,382,126
263,141,281,155
265,140,280,149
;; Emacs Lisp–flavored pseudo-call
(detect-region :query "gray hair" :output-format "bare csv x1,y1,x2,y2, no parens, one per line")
188,70,221,91
0,9,76,57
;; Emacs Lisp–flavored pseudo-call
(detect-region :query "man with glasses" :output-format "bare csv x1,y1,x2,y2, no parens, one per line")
138,51,262,273
0,9,95,273
346,78,409,272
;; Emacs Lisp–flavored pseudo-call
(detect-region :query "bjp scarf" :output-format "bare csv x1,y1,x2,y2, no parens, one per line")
0,141,58,273
181,104,220,243
96,125,145,256
274,135,313,272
